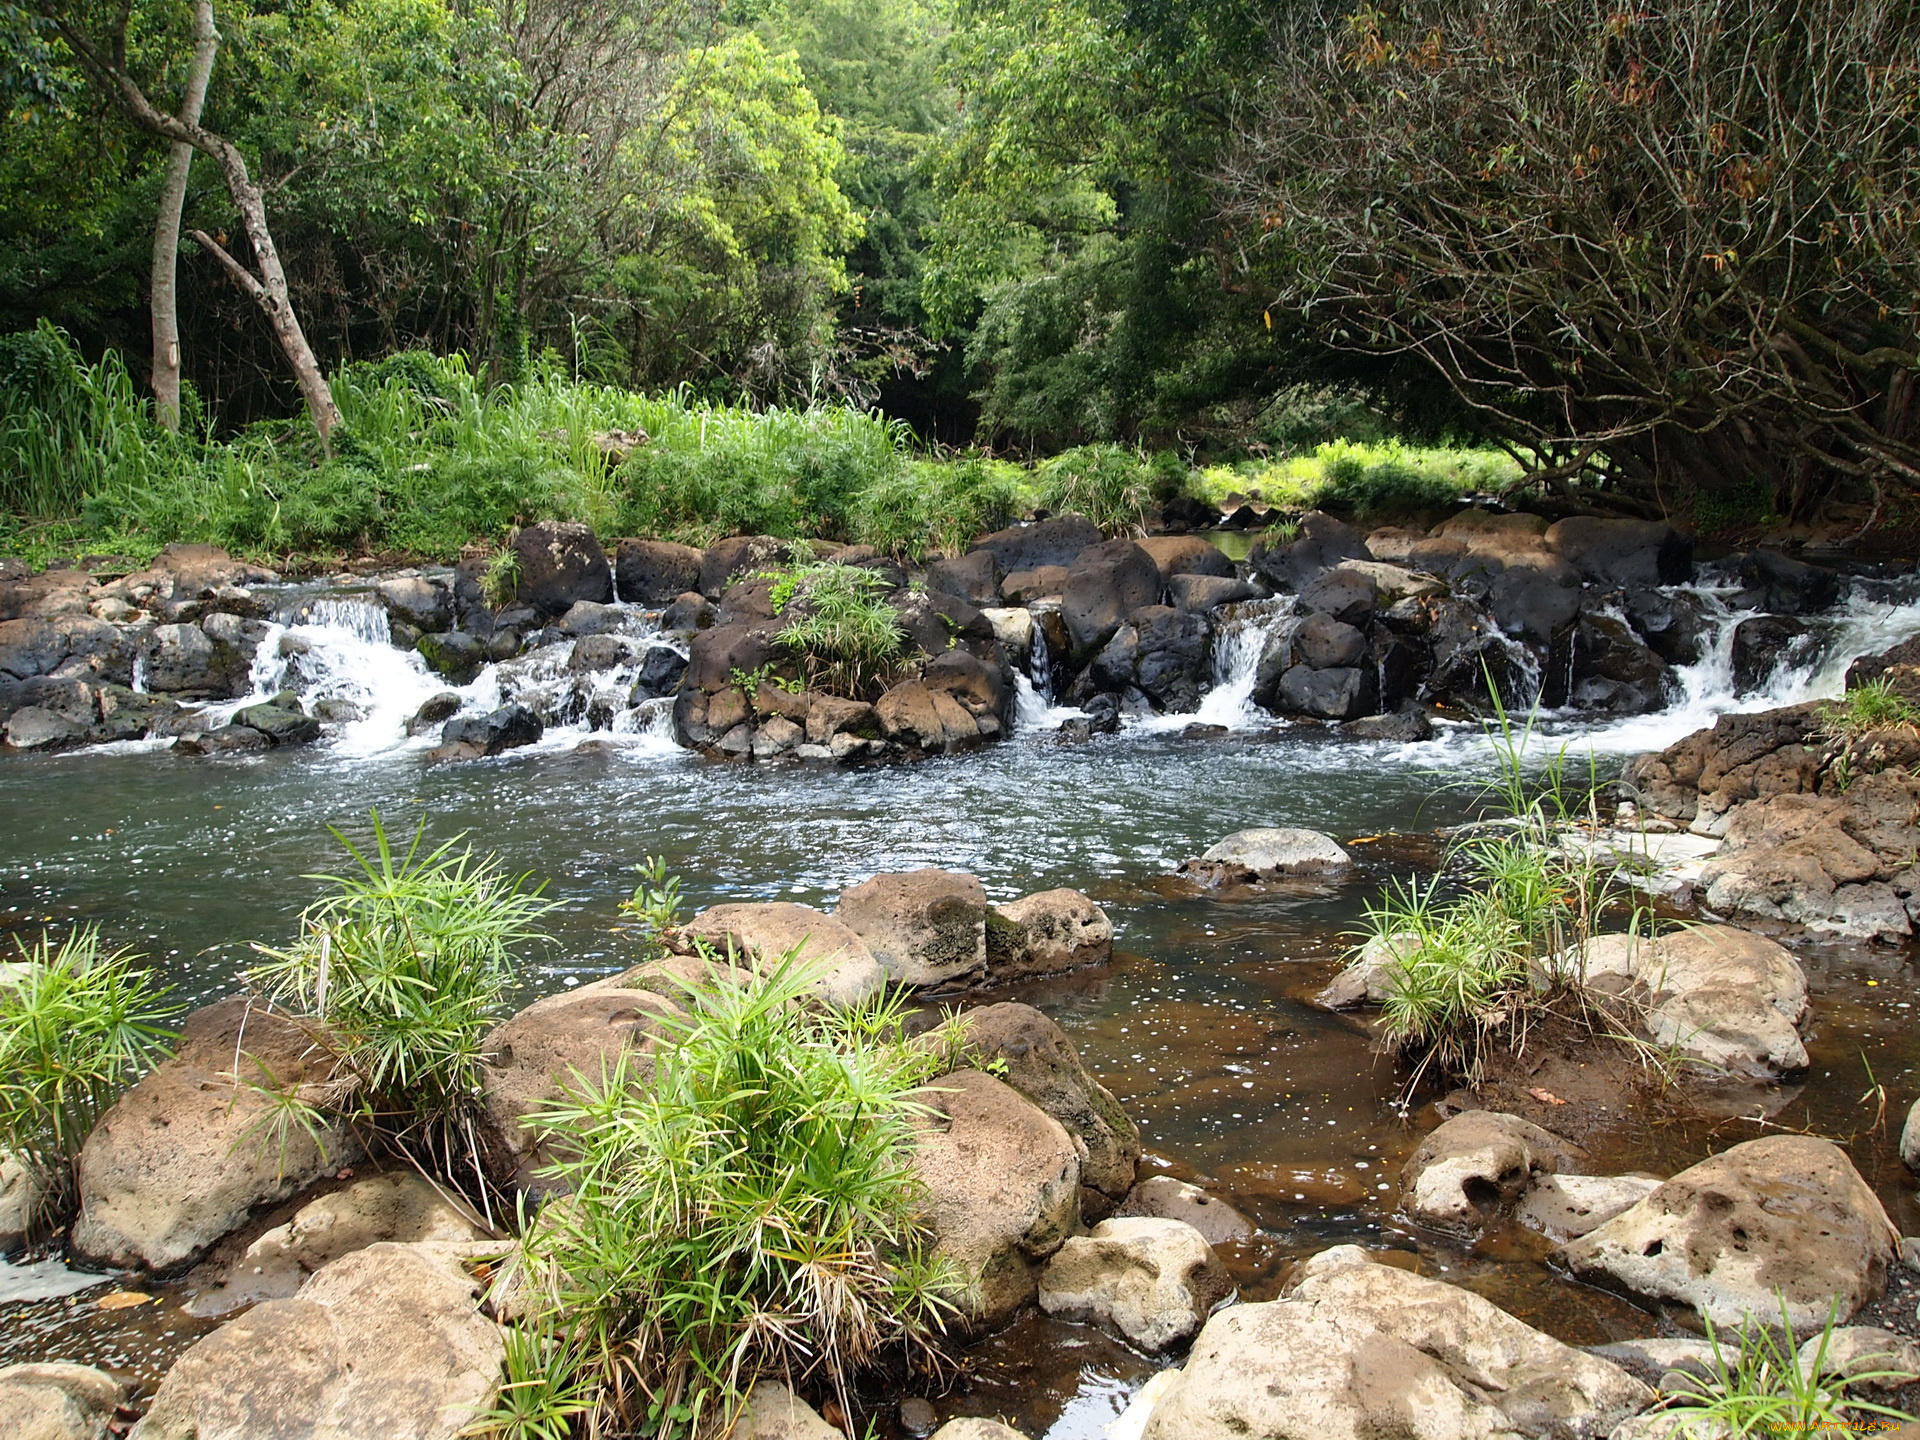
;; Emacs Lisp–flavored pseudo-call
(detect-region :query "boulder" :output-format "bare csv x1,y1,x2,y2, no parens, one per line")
172,725,273,757
130,1242,503,1440
927,550,1003,606
1399,1111,1583,1233
1488,558,1583,644
1621,704,1824,829
1545,518,1692,589
676,902,885,1008
1628,926,1809,1076
1342,709,1433,743
232,699,322,746
1797,1326,1920,1391
986,890,1113,980
416,631,488,685
1061,541,1162,656
1,1151,44,1254
1116,1177,1255,1246
660,591,717,633
1297,568,1376,626
1249,513,1369,592
73,998,360,1273
1295,612,1366,670
613,539,703,605
1169,574,1258,613
374,577,451,634
971,515,1103,574
1903,1097,1920,1174
1139,1244,1649,1440
999,565,1071,605
1514,1174,1662,1241
1558,1135,1898,1334
1315,931,1418,1009
698,536,789,598
1089,606,1210,711
1038,1216,1232,1350
4,705,88,751
567,633,640,674
629,645,688,700
1732,549,1839,615
142,622,249,697
0,617,66,678
805,693,876,744
1275,663,1376,720
511,522,613,618
929,1423,1030,1440
1331,559,1445,604
0,1362,126,1440
1730,615,1818,695
406,692,463,736
1136,536,1234,582
876,680,988,753
836,869,989,987
187,1172,488,1317
557,600,628,638
732,1381,843,1440
439,703,543,757
1179,828,1351,885
953,1003,1139,1217
909,1069,1081,1329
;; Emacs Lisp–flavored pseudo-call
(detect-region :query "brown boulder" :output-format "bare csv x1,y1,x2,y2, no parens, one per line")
836,869,989,986
987,890,1114,980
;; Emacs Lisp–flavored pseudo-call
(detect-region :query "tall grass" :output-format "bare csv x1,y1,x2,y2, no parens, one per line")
1197,438,1519,518
0,928,182,1221
248,813,556,1209
769,560,908,697
495,949,959,1438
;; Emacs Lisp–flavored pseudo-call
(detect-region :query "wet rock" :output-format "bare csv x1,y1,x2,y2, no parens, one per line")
953,1004,1139,1217
1039,1217,1232,1350
0,1361,126,1440
1732,549,1839,615
1798,1326,1920,1391
406,692,463,736
557,600,627,637
734,1380,842,1439
1315,930,1417,1008
1635,926,1810,1074
187,1172,488,1317
1515,1174,1662,1241
1621,703,1823,830
1903,1098,1920,1173
676,902,885,1008
1294,612,1366,669
1136,536,1234,582
613,539,703,605
836,869,988,986
1545,517,1692,589
1332,559,1445,604
1275,663,1376,720
374,576,451,633
416,631,488,685
750,715,804,758
1,1152,44,1254
628,645,688,700
1623,587,1713,667
927,550,1003,605
659,591,717,634
876,680,987,753
1060,540,1162,657
3,705,88,751
1297,568,1376,626
1249,512,1369,592
698,535,788,598
999,565,1071,605
1423,597,1536,710
172,725,273,757
804,692,876,744
567,633,639,673
971,515,1103,573
1179,827,1351,884
1139,1244,1649,1440
439,703,543,757
1730,615,1818,695
131,1242,503,1440
73,998,361,1272
232,699,321,746
1090,606,1210,711
1168,573,1257,612
922,647,1009,721
986,890,1113,980
1400,1111,1584,1233
142,622,248,697
1489,557,1583,644
1341,709,1433,742
1115,1176,1255,1245
910,1068,1081,1329
1559,1135,1898,1335
511,522,613,618
479,974,684,1193
1573,612,1671,714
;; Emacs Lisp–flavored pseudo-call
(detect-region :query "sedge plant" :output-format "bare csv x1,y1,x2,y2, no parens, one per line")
0,928,181,1221
491,947,960,1439
1819,676,1919,739
766,561,907,698
248,812,556,1211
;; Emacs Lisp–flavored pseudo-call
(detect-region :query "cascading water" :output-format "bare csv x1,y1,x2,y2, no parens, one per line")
1012,615,1086,732
1185,598,1293,730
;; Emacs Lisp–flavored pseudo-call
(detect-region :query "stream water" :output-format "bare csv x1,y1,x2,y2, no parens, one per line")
5,569,1920,1434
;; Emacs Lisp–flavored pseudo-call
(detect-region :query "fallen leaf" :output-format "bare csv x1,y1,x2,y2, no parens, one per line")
97,1291,153,1310
1528,1087,1568,1106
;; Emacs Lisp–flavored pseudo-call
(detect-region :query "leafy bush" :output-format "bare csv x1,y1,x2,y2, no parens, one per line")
248,814,555,1196
499,950,958,1438
0,928,181,1216
1650,1296,1916,1436
850,454,1025,559
769,560,907,697
1031,444,1158,534
1196,439,1519,519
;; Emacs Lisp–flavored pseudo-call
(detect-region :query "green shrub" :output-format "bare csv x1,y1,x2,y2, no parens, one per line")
768,560,907,697
850,454,1026,559
1820,677,1919,739
499,949,958,1438
0,321,171,519
248,813,556,1196
0,928,181,1217
1031,443,1157,534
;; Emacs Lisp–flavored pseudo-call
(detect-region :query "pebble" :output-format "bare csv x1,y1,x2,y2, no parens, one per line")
899,1397,939,1436
1900,1235,1920,1275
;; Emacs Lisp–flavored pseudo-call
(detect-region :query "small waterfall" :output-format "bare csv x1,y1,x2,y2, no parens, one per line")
1011,615,1087,733
130,653,148,694
1188,598,1291,730
1029,621,1056,701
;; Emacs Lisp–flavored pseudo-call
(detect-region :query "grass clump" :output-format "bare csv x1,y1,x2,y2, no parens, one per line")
1648,1296,1915,1436
495,949,959,1438
767,560,907,698
1819,677,1919,738
248,812,556,1208
849,454,1025,560
0,928,181,1220
1030,444,1170,535
1196,438,1518,520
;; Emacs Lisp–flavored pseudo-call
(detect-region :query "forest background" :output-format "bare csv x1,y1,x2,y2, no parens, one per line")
1,0,1917,563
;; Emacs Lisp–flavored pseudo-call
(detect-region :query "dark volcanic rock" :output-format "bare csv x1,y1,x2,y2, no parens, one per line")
613,539,703,605
971,515,1104,573
511,522,613,618
440,703,543,756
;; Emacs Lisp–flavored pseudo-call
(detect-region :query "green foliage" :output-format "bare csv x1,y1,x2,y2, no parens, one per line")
506,949,959,1436
248,813,555,1187
0,320,171,518
1650,1296,1916,1436
482,548,521,610
1196,440,1519,520
1031,444,1163,534
620,855,686,939
769,560,906,697
849,454,1023,559
0,927,181,1212
1819,678,1919,739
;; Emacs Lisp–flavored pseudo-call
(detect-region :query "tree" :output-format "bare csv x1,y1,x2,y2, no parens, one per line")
1219,0,1920,520
35,0,342,438
148,0,215,431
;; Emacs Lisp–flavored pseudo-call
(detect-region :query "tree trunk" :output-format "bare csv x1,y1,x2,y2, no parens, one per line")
149,0,218,433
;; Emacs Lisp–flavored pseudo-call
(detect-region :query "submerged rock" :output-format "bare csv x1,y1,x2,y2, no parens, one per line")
1038,1216,1231,1351
1558,1135,1897,1335
1114,1176,1256,1246
1139,1244,1649,1440
985,889,1113,980
1514,1174,1662,1242
436,703,543,758
131,1242,503,1440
